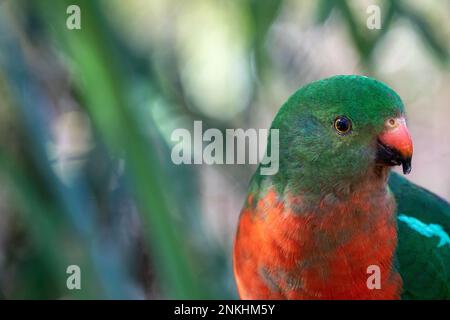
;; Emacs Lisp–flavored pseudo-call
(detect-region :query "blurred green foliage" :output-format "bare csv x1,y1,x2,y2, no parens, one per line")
0,0,448,299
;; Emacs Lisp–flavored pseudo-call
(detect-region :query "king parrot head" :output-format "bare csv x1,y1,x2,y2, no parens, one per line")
269,75,413,192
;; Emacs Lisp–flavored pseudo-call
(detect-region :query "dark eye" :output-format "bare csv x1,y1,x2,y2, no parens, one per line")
334,116,352,135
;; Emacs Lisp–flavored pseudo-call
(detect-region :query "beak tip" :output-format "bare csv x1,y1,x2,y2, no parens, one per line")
402,158,412,175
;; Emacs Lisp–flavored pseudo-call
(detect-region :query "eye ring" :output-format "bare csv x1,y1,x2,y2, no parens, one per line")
387,118,397,127
334,116,352,135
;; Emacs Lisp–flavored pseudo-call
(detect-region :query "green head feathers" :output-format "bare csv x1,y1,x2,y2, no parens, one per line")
267,75,406,194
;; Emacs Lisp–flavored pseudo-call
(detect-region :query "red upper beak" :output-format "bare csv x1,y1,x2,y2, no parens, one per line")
377,117,413,174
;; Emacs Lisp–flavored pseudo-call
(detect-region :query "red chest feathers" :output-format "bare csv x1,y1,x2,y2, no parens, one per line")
233,188,402,299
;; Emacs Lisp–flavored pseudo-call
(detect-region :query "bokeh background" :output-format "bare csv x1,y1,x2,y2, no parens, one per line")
0,0,449,299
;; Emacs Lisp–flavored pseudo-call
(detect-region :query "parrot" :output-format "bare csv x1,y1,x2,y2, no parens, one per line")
233,75,450,300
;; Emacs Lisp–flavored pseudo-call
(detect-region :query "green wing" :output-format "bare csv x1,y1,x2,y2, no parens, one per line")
388,172,450,299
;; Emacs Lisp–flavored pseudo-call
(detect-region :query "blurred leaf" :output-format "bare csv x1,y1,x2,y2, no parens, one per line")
245,0,283,76
315,0,336,24
33,0,206,299
393,1,450,65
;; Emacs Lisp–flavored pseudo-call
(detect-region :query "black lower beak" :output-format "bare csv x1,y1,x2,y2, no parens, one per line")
376,140,412,174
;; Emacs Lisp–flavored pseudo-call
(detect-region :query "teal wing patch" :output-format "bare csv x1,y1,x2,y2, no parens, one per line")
397,214,450,299
398,215,450,248
389,172,450,233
